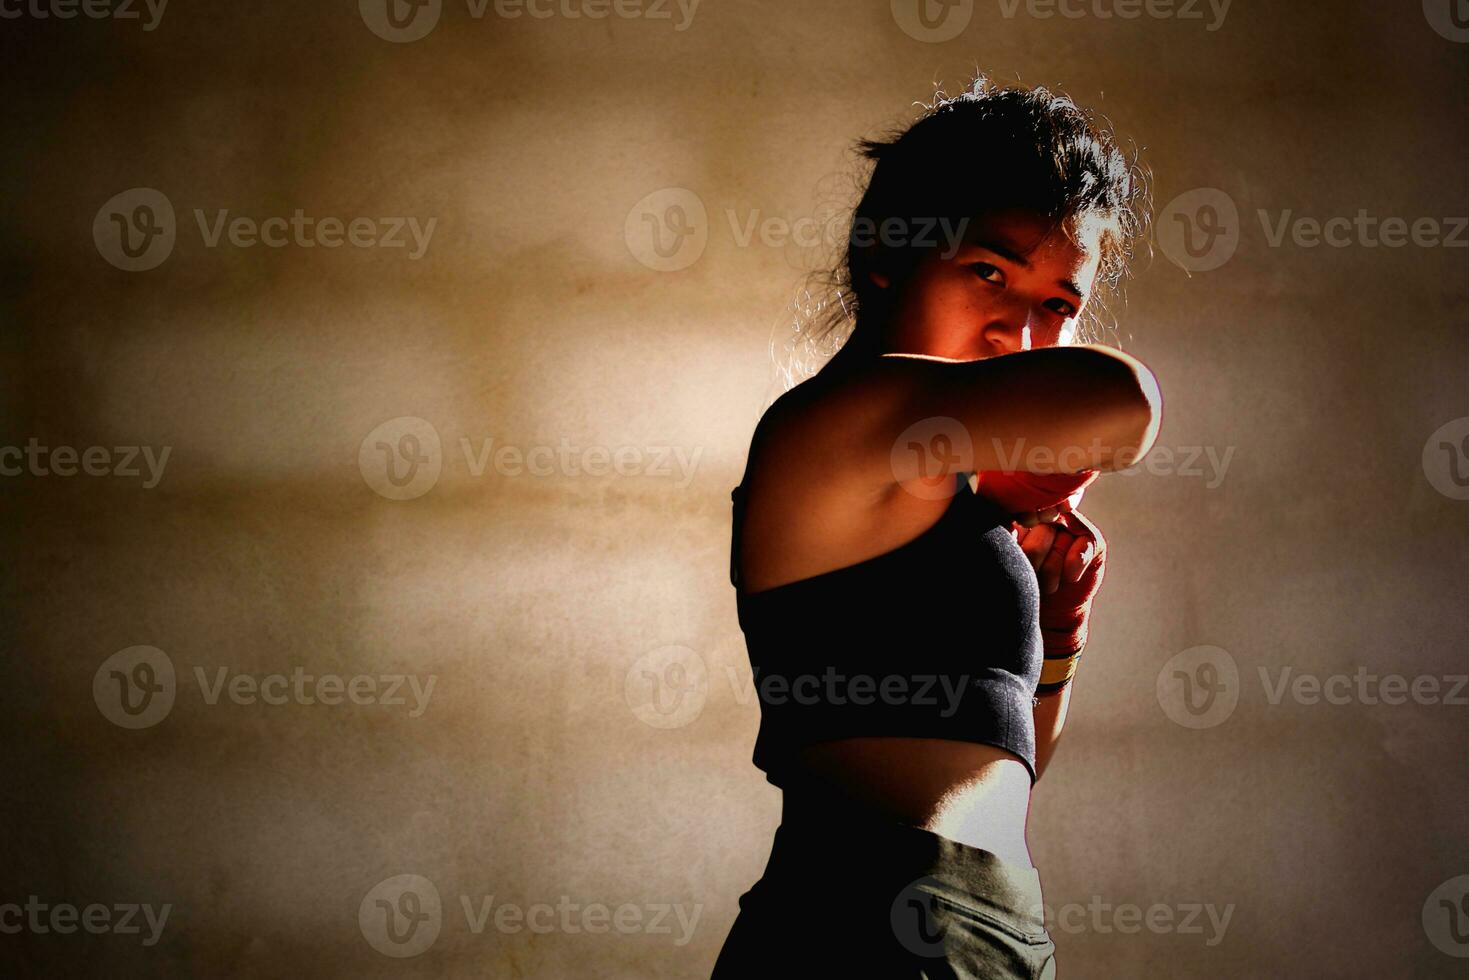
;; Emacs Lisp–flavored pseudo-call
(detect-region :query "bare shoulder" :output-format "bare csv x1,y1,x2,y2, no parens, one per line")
734,365,952,594
740,361,908,509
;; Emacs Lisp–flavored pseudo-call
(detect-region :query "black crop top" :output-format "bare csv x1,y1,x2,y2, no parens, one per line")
730,473,1045,787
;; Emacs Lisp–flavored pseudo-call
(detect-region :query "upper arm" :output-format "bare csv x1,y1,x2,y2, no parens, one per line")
764,345,1162,497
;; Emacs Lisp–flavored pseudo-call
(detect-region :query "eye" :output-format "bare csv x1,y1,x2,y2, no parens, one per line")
1045,298,1078,317
969,262,1004,284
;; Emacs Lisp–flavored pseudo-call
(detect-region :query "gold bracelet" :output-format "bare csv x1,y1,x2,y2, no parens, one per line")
1037,649,1082,687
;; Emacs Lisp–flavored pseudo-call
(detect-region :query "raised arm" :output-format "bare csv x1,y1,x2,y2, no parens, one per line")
737,344,1161,592
762,344,1162,495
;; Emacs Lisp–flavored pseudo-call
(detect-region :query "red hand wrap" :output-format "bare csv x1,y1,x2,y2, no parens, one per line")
974,469,1100,515
1034,509,1107,692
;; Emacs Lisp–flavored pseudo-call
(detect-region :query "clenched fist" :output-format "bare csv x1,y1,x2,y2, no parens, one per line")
1013,507,1107,658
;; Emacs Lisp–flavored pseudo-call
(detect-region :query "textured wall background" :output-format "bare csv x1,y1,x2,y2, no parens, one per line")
2,0,1467,976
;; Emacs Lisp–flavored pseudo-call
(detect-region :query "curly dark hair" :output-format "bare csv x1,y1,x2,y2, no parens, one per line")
777,73,1153,387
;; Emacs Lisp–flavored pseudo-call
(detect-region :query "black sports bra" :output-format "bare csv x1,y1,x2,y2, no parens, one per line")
730,473,1045,787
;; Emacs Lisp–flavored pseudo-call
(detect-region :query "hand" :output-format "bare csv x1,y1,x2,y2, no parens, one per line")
1011,484,1086,531
1014,503,1061,529
1014,508,1108,657
1013,506,1101,595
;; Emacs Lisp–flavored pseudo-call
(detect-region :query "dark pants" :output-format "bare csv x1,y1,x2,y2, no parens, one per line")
709,804,1057,979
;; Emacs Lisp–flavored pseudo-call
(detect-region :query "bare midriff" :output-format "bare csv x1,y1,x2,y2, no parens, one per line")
777,737,1035,869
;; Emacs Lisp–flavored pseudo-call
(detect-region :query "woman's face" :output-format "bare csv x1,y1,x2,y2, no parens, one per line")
871,208,1105,360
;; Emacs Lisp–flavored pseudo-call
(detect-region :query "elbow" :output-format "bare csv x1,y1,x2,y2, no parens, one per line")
1078,346,1163,472
1112,357,1163,471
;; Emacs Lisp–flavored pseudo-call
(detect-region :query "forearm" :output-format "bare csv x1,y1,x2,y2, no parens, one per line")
1031,680,1075,781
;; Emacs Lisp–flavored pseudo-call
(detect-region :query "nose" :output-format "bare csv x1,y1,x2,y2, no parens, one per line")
979,304,1038,356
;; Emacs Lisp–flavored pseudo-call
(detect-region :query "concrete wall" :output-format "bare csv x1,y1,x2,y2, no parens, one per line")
2,0,1467,976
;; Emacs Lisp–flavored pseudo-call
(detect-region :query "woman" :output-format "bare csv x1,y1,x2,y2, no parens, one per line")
711,75,1163,978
